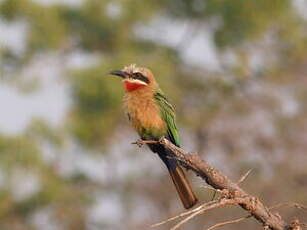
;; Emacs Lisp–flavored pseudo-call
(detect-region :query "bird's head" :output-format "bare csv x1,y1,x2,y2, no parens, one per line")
109,64,156,92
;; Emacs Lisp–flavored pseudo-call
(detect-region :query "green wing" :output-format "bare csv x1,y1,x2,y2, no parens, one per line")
154,89,180,147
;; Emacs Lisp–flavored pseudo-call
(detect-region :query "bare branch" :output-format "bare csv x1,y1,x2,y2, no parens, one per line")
170,198,245,230
237,169,253,185
135,137,306,230
150,203,206,227
170,206,205,230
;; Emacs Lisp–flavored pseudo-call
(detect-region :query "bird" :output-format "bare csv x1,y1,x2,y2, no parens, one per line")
109,64,198,209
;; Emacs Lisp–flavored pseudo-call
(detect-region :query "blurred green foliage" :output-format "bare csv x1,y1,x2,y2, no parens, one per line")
69,65,123,147
0,0,307,229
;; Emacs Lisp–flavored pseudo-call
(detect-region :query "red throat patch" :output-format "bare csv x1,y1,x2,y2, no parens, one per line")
123,80,146,92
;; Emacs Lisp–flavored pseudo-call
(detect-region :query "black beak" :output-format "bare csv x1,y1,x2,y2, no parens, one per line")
109,70,128,79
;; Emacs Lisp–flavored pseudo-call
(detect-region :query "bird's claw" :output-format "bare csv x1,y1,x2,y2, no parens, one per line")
133,139,144,147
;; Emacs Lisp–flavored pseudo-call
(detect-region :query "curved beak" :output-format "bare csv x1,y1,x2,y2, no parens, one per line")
109,70,129,79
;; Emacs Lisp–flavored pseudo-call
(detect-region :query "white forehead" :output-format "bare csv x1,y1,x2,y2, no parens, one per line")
122,64,143,74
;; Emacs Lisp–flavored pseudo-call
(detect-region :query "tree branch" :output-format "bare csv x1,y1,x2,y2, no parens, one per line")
133,138,305,230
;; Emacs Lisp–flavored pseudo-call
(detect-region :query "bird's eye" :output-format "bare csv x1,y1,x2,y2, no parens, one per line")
133,72,150,84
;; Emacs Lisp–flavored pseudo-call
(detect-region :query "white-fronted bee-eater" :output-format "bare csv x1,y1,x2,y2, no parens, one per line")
109,64,198,209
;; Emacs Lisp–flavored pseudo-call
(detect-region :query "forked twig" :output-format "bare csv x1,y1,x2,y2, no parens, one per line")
170,207,206,230
237,169,253,185
150,203,206,227
170,198,245,230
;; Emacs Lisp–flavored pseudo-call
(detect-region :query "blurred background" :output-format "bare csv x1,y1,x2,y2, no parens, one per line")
0,0,307,229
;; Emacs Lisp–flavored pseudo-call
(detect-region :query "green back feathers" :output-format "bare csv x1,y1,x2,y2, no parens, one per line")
154,89,180,147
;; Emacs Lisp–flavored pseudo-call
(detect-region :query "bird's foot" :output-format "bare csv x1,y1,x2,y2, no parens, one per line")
132,139,145,147
132,139,159,147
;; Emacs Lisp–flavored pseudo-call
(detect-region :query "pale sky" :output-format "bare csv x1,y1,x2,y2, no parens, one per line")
0,16,220,134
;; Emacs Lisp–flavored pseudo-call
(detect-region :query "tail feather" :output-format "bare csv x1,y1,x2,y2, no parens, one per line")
168,166,198,209
147,142,198,209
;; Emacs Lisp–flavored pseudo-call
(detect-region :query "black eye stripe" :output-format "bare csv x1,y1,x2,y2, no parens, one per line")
132,72,150,84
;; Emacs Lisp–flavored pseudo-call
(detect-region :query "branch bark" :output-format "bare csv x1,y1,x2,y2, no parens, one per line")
134,138,304,230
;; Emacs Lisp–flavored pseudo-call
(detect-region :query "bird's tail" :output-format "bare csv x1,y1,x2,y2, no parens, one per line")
168,165,198,209
149,143,198,209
